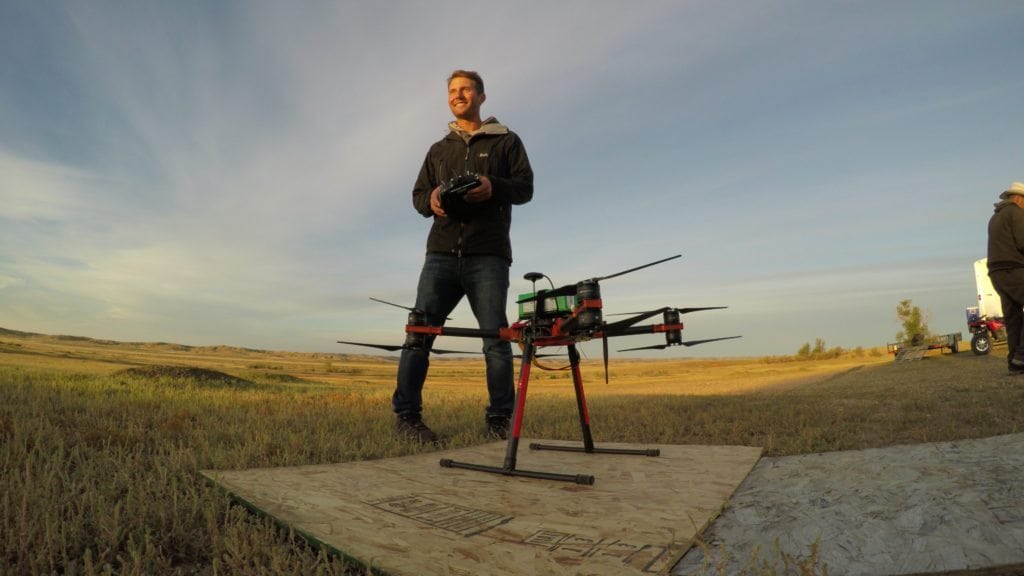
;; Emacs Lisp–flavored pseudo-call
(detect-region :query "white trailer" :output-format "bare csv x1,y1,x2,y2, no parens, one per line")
967,258,1006,355
973,258,1003,318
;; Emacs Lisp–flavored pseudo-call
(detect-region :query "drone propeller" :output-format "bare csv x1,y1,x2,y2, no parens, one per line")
366,297,450,319
617,335,742,352
609,306,728,316
336,340,478,355
516,254,682,304
337,340,565,359
596,254,681,282
602,334,609,384
601,306,728,334
368,297,416,312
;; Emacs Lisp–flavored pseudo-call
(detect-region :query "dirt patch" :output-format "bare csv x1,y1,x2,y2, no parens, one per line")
118,365,255,388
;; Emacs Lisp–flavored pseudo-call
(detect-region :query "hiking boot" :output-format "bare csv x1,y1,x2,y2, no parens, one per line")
486,415,511,440
395,414,439,444
1010,357,1024,375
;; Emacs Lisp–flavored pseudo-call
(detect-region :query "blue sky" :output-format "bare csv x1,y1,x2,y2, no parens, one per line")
1,1,1022,358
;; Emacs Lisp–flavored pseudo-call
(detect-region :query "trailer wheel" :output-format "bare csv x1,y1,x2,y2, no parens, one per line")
971,333,991,355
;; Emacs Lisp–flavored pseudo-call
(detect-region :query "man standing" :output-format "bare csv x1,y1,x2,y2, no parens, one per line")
393,70,534,442
987,181,1024,374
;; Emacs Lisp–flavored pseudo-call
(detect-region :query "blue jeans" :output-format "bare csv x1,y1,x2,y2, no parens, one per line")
393,254,515,418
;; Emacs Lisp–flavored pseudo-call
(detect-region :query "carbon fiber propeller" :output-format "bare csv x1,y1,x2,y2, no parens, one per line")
516,254,682,304
618,335,742,352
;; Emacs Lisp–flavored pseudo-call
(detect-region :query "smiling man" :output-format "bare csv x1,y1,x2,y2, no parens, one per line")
392,70,534,443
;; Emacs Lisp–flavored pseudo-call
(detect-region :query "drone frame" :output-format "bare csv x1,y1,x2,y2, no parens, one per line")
441,334,662,485
339,254,739,484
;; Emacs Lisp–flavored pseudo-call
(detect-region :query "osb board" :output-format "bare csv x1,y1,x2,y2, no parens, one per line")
673,433,1024,576
202,440,763,576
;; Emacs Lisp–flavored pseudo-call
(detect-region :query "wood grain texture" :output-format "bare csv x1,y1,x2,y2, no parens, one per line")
203,440,763,575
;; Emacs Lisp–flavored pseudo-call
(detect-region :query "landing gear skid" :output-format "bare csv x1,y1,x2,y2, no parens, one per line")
439,342,659,485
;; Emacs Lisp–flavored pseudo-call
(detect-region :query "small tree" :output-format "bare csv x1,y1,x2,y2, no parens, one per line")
895,299,930,344
812,338,827,355
796,339,842,359
797,342,811,358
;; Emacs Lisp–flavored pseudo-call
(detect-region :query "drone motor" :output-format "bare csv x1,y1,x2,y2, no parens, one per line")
663,309,683,347
575,280,603,330
402,310,429,350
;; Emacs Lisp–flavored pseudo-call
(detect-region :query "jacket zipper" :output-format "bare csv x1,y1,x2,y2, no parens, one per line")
455,143,472,258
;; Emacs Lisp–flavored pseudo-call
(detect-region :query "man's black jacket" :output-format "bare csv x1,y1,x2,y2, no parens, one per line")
989,200,1024,272
412,118,533,263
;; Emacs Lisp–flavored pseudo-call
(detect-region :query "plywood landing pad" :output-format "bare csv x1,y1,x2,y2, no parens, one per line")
202,440,762,576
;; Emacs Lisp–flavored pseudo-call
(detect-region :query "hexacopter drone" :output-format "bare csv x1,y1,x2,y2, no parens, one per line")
339,254,739,484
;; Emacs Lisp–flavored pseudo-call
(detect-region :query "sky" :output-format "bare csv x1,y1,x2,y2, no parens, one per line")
1,1,1022,359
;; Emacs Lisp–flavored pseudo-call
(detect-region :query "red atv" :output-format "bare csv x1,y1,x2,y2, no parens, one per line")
966,307,1006,355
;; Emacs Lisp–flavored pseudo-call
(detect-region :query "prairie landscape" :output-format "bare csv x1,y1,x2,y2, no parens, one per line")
1,327,1022,575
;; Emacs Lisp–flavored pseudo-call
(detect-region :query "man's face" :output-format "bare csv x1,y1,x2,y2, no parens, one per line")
448,77,484,120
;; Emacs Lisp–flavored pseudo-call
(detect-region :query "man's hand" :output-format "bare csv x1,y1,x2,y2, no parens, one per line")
464,175,492,204
430,186,447,217
431,176,490,217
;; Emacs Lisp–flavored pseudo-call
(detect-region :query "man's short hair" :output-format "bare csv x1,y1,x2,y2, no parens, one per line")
448,70,484,95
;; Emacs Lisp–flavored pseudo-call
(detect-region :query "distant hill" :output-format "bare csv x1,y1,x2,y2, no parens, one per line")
0,325,358,360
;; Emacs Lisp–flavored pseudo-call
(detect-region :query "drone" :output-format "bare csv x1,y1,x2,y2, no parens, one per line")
338,254,740,485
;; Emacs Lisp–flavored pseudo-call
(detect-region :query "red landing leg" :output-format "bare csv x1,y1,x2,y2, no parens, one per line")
440,342,658,485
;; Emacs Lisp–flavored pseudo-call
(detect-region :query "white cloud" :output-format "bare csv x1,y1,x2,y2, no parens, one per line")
0,151,98,221
0,274,20,291
0,1,1020,354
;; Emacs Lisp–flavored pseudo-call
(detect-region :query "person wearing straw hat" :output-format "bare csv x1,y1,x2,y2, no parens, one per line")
987,181,1024,374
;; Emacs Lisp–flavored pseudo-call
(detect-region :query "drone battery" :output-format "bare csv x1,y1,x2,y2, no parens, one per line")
518,292,574,320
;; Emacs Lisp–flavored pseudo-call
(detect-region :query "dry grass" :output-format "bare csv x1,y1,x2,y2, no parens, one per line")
2,328,1022,575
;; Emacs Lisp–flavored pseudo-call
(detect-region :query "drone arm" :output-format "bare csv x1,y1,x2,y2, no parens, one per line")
406,324,520,342
600,308,671,332
598,322,685,340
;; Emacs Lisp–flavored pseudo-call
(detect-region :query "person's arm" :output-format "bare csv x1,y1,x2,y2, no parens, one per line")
1013,208,1024,254
487,133,533,206
412,149,438,217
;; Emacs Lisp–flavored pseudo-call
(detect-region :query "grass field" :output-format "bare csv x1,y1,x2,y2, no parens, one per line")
2,327,1022,575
